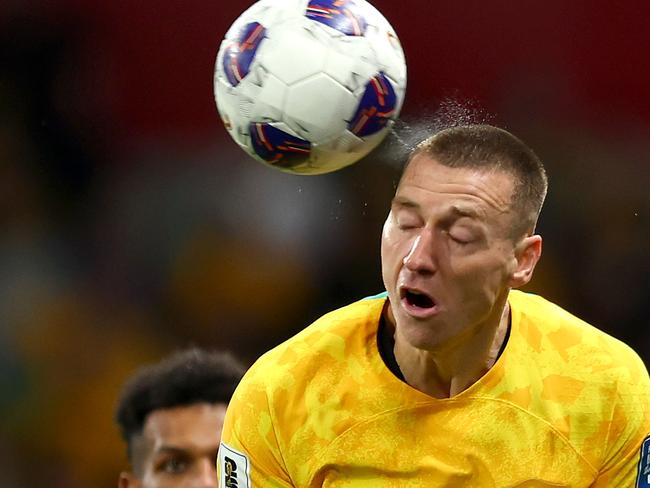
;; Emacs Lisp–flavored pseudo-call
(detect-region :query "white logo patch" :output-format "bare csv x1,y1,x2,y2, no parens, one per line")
219,442,251,488
637,435,650,488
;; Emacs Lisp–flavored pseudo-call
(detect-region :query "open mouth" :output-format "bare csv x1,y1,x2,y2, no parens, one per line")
399,287,438,317
404,289,435,309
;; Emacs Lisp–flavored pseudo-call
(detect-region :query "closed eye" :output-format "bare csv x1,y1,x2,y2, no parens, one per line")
398,222,420,231
394,212,422,231
446,228,478,245
449,234,470,244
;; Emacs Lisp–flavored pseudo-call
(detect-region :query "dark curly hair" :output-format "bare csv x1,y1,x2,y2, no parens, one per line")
115,348,245,461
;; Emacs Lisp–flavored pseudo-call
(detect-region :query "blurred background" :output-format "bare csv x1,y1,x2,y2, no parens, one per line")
1,0,649,486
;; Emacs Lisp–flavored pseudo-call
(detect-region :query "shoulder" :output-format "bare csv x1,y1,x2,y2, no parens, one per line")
510,290,645,374
510,291,638,356
505,291,650,465
235,294,387,398
222,294,388,471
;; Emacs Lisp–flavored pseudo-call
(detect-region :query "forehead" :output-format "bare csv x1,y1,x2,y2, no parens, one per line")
142,402,228,450
397,154,515,216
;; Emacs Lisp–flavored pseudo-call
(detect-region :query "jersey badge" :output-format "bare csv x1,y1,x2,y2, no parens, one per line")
219,442,251,488
637,435,650,488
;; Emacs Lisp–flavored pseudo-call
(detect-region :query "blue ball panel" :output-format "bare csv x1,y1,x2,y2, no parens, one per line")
348,72,397,137
250,123,312,167
222,22,266,86
306,0,367,36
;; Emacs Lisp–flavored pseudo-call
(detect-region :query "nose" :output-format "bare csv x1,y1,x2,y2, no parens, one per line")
402,231,436,274
193,458,218,488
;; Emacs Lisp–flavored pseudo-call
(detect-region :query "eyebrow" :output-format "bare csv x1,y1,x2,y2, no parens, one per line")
391,196,419,209
154,444,220,459
154,446,189,456
448,204,481,220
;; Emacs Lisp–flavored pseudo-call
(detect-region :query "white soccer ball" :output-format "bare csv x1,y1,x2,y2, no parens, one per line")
213,0,407,175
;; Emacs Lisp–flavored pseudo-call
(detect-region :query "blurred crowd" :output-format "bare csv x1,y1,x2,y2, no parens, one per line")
1,2,649,487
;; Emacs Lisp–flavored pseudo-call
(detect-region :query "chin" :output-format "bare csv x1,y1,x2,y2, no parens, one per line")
396,315,449,351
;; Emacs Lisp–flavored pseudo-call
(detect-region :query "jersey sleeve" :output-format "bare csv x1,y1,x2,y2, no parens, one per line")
591,352,650,487
217,365,295,488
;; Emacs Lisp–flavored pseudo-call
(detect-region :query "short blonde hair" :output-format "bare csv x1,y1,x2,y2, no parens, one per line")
407,124,548,236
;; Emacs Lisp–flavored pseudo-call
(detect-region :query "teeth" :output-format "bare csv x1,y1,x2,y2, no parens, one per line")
410,290,423,295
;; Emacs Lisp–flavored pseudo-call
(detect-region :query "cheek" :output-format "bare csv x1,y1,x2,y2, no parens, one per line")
380,220,391,258
380,221,404,266
451,252,512,297
380,221,401,286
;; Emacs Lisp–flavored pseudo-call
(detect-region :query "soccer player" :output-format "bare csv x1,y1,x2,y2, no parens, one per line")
218,124,650,486
115,348,245,488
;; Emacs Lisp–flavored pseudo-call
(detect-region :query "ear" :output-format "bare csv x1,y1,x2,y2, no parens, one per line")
509,234,542,288
118,471,139,488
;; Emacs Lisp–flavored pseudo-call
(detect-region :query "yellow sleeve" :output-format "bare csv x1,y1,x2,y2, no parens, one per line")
591,353,650,487
217,365,295,488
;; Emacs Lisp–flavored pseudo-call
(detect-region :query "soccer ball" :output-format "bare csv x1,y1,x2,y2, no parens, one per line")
213,0,407,175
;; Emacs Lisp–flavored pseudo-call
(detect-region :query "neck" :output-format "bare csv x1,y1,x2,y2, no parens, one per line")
392,299,510,399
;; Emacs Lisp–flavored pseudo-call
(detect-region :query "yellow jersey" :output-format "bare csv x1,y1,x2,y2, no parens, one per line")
218,290,650,487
